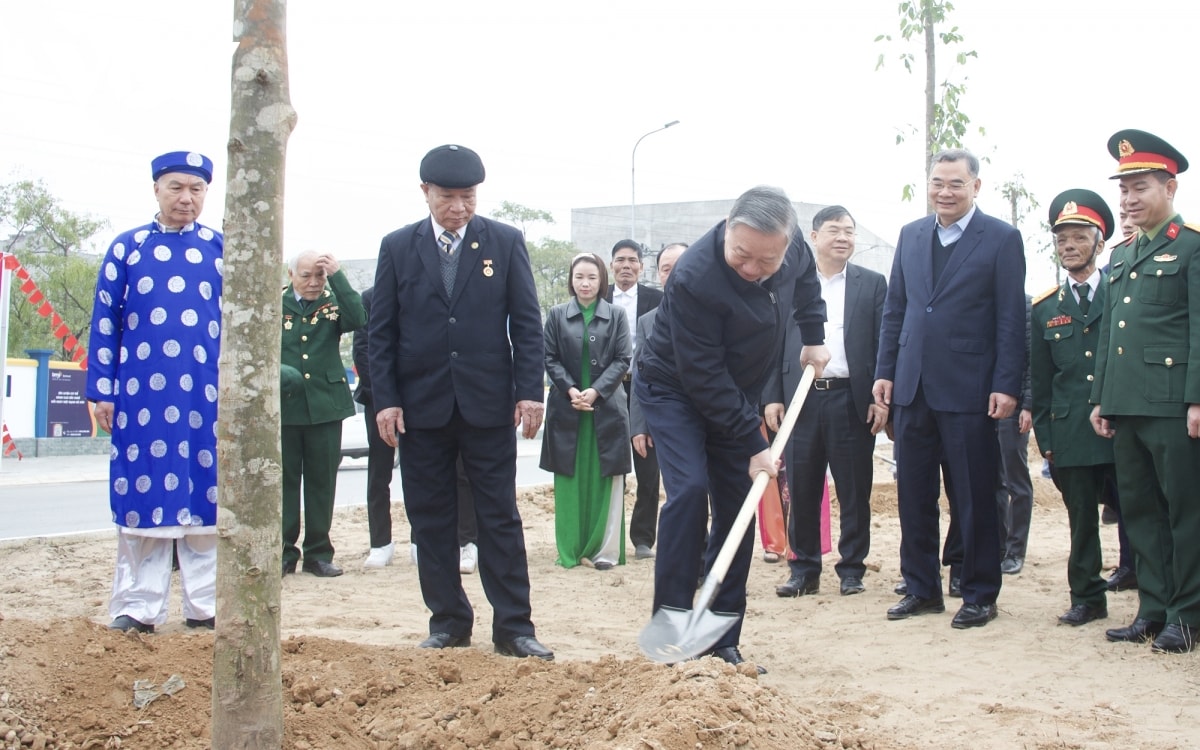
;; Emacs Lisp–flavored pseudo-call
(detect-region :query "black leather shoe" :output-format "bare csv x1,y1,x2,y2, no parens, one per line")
302,559,343,577
948,576,962,598
951,603,998,629
709,646,766,675
109,615,154,634
775,574,819,597
894,580,908,595
1058,603,1107,626
185,617,215,629
283,560,297,576
494,635,554,660
1000,556,1024,575
419,632,471,649
887,595,945,620
1106,566,1138,592
840,577,865,595
1105,617,1164,643
1151,623,1197,654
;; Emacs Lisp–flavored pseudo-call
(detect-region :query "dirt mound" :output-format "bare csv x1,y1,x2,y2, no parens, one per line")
0,618,862,750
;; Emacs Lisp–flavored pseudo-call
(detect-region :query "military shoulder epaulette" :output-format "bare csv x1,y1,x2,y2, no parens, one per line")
1120,234,1137,246
1032,285,1059,306
1184,222,1200,234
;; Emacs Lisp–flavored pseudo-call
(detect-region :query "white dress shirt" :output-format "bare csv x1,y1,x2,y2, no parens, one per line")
818,267,850,379
613,284,638,347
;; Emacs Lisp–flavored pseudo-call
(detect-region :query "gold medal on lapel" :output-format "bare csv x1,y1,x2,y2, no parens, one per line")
483,259,494,277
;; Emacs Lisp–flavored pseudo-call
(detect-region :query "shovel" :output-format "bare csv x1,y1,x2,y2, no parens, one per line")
638,364,816,663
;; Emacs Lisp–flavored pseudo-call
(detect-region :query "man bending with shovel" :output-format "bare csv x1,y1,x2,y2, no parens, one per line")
634,186,829,673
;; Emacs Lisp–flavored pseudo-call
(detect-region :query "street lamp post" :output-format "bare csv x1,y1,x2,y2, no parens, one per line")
630,119,680,241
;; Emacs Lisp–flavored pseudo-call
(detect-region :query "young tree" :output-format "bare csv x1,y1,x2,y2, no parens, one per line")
1,180,107,359
876,0,983,207
212,1,296,746
491,202,578,318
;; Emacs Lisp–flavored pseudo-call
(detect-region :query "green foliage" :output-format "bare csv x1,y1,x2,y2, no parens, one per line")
492,200,554,237
875,0,985,203
490,202,579,319
2,179,108,360
528,237,579,319
1,179,107,256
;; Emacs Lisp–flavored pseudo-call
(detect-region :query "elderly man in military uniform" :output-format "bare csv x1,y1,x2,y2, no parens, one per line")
1031,189,1117,628
281,251,366,577
1090,129,1200,653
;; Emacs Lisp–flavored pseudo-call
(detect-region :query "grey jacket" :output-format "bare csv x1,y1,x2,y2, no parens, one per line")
540,298,632,476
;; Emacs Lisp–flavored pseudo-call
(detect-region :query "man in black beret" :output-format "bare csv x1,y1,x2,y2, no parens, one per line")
368,145,553,660
1031,189,1118,627
1090,129,1200,653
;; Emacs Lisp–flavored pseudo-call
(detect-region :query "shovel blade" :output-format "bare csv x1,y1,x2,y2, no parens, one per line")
637,604,740,663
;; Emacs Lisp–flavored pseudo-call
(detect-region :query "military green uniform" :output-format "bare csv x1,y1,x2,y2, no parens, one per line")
1031,274,1115,609
1091,217,1200,627
280,270,366,566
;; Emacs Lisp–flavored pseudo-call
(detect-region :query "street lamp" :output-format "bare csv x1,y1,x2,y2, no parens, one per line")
630,120,680,240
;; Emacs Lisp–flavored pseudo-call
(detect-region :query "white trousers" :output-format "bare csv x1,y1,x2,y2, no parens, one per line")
110,530,216,625
592,475,626,565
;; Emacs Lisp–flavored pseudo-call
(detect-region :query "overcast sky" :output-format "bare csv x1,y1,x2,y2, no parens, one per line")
3,0,1197,293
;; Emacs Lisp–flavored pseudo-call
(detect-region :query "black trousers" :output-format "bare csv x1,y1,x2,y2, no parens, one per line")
623,380,662,548
784,386,874,580
399,407,534,641
895,386,1002,606
362,399,397,549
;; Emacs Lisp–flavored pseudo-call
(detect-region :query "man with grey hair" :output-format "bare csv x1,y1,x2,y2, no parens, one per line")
280,250,365,578
636,186,829,672
874,148,1026,629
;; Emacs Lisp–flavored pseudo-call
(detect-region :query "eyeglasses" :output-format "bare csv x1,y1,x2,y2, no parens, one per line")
818,227,856,239
928,179,972,192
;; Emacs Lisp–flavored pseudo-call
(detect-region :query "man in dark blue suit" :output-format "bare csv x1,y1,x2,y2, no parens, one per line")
368,144,552,660
874,149,1027,629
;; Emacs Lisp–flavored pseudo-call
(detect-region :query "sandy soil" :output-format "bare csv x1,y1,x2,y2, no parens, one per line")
1,450,1198,749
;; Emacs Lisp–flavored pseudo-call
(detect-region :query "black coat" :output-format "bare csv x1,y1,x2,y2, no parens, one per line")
368,215,544,429
540,298,632,476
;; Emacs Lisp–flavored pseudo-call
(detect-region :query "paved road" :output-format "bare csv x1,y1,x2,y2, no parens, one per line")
0,444,551,541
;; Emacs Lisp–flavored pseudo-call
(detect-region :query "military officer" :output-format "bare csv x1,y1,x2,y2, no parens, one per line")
1090,129,1200,653
281,251,366,577
1031,189,1117,627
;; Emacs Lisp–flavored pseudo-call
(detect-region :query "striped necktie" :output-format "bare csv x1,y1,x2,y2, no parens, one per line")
438,230,457,255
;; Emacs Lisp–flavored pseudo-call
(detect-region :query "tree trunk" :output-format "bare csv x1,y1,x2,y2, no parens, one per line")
923,0,936,214
212,1,296,747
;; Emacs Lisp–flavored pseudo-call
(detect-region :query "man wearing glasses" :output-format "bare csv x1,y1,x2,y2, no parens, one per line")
874,149,1027,629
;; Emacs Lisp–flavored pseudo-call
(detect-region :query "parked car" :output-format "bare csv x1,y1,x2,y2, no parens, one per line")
340,404,398,467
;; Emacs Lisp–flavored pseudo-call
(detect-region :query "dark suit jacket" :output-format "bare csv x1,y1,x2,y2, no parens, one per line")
875,209,1026,411
352,286,373,407
765,262,886,421
605,282,663,321
368,215,544,429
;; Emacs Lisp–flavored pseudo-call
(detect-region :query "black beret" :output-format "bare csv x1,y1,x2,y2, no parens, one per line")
419,144,485,188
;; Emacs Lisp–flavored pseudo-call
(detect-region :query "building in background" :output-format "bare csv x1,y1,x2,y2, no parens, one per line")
571,199,896,282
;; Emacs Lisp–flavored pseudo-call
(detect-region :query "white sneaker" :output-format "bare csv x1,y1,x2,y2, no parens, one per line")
410,543,418,565
459,542,478,574
363,542,394,569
